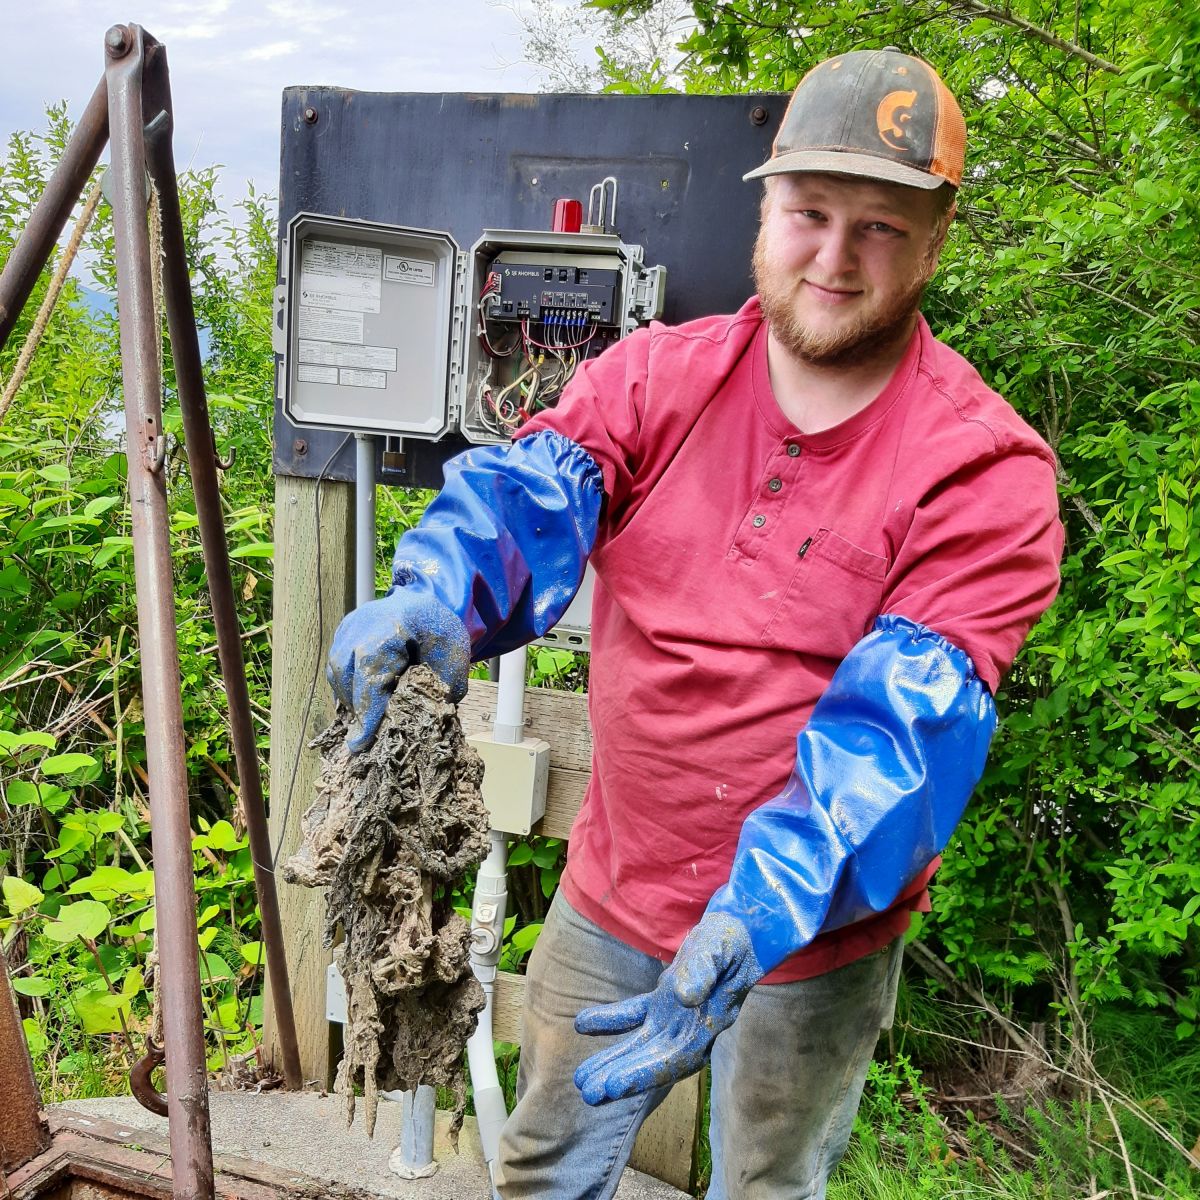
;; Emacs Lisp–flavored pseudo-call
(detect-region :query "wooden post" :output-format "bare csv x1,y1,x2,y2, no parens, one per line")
263,473,354,1086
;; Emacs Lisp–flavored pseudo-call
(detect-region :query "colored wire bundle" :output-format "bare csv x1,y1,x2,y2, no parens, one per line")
474,291,604,436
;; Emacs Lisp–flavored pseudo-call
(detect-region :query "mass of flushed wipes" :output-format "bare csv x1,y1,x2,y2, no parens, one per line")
284,666,491,1142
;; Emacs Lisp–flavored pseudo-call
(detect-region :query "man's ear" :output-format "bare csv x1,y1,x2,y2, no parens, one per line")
759,177,775,220
937,199,957,248
927,199,957,266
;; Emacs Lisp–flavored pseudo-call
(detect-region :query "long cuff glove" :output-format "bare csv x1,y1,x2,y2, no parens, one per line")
327,430,602,751
574,614,997,1104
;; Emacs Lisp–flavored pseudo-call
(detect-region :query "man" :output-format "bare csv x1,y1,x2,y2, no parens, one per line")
328,49,1063,1199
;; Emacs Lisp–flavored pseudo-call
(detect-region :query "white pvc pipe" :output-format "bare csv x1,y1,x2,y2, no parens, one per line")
493,646,528,744
354,434,376,607
467,646,530,1179
467,830,510,1174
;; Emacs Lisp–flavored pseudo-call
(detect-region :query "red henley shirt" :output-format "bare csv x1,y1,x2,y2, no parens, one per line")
518,298,1062,981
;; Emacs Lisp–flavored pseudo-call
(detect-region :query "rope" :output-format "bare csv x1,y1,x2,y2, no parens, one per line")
0,176,106,426
146,945,164,1044
148,180,165,397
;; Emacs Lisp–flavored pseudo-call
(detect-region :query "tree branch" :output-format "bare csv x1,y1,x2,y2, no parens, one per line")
1098,686,1200,774
908,937,1046,1058
947,1,1119,73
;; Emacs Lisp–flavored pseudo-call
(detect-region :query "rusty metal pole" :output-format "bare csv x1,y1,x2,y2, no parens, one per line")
0,77,109,348
0,947,49,1175
142,49,304,1092
104,23,215,1200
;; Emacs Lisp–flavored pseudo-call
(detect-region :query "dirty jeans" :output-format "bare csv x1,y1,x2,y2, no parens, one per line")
494,892,903,1200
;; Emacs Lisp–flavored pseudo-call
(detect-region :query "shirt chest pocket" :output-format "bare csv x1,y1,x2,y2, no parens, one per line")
760,528,888,659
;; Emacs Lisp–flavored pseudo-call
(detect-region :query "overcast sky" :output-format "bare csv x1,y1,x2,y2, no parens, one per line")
0,1,547,209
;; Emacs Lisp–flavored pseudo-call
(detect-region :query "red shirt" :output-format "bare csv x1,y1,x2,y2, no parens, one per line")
518,298,1062,981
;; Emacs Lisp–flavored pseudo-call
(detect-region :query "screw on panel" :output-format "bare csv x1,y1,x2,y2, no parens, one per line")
294,438,308,456
303,107,319,125
750,106,769,126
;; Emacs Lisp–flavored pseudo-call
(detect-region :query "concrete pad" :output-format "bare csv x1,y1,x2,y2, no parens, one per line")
56,1092,691,1199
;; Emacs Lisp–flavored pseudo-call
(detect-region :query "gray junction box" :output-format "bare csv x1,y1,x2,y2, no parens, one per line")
274,89,785,489
277,219,665,446
281,218,459,439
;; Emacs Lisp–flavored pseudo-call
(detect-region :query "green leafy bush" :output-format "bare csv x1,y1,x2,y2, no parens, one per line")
0,110,278,1096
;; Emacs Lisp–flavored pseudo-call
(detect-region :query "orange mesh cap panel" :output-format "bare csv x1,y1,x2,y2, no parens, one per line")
926,66,967,187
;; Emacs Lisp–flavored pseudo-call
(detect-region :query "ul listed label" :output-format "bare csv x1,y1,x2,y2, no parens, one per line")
384,255,435,286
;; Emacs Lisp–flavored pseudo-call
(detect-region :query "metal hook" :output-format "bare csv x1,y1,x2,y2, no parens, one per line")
146,434,168,474
130,1035,168,1116
212,430,235,471
586,176,620,234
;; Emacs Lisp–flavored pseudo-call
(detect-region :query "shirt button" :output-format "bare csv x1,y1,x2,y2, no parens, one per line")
752,515,766,528
768,478,782,493
787,444,801,457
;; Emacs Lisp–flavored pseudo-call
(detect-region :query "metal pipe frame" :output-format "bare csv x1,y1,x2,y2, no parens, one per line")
0,21,307,1198
0,946,49,1175
0,78,108,347
105,23,216,1198
140,37,303,1095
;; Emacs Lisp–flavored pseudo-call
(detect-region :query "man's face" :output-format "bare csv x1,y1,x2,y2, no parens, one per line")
752,172,953,368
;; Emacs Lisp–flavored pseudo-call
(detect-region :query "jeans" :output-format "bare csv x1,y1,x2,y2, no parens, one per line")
494,893,903,1200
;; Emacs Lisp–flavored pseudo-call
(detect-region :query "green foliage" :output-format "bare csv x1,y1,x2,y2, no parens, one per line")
4,10,1199,1188
593,0,1200,1053
513,0,708,93
0,108,278,1094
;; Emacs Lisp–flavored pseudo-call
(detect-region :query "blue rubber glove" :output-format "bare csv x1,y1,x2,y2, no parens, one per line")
327,430,602,752
574,615,996,1103
326,589,471,753
573,913,762,1104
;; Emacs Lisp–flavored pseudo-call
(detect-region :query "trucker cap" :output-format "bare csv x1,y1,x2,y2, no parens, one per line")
744,49,966,190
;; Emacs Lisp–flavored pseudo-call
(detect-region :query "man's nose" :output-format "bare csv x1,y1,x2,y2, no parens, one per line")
815,225,857,277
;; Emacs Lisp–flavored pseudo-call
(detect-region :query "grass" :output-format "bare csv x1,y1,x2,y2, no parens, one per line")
686,986,1200,1199
820,1000,1200,1200
28,967,1200,1199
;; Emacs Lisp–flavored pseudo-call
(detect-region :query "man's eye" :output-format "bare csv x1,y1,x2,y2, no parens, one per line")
868,222,903,234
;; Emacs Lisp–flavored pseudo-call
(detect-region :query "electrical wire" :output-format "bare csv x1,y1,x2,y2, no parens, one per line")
473,270,606,436
522,317,598,353
477,271,520,360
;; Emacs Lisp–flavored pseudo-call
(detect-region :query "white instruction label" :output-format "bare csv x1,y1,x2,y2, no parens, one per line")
339,368,387,389
384,254,435,287
297,364,339,385
297,339,398,372
299,240,382,313
298,306,364,344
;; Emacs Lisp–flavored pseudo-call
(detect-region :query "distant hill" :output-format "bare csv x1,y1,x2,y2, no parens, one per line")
79,285,115,320
78,284,212,360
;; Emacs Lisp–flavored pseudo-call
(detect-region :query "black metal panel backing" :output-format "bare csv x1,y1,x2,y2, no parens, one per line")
275,90,786,488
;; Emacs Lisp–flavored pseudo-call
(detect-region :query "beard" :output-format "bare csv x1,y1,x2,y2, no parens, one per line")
752,229,930,369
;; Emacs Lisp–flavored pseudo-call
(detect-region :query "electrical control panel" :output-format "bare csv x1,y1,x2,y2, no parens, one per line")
460,231,652,444
277,181,666,447
483,256,621,325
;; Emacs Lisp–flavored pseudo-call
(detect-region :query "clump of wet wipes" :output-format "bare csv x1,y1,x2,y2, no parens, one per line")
284,665,490,1143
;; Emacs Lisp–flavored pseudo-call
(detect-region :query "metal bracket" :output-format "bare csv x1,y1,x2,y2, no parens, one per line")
632,263,668,323
146,434,168,474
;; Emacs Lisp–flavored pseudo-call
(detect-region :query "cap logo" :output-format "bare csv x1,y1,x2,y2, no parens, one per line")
876,89,919,152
